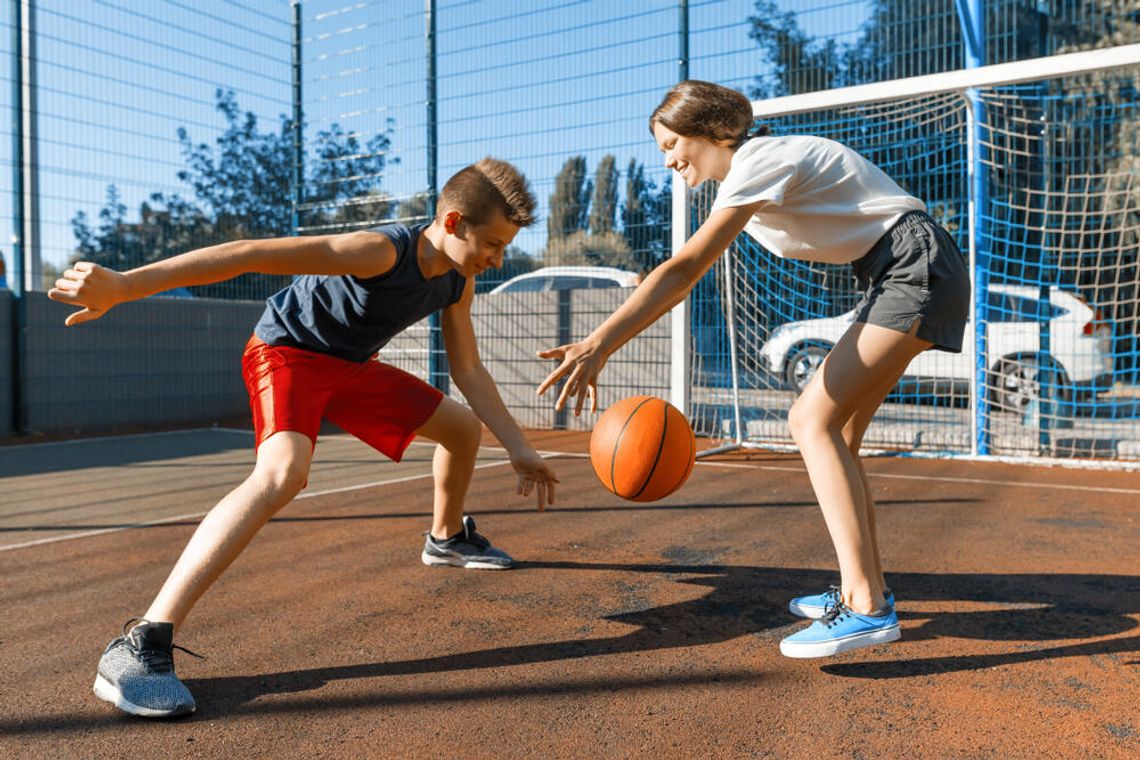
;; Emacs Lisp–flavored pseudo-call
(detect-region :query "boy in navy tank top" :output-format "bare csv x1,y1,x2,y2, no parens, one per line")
49,158,559,718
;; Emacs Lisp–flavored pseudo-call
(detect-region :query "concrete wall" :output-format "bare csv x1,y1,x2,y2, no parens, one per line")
20,292,263,435
3,288,671,437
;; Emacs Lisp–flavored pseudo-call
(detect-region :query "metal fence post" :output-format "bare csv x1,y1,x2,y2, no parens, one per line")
9,0,35,435
669,0,690,416
425,0,448,393
958,0,990,456
290,0,303,236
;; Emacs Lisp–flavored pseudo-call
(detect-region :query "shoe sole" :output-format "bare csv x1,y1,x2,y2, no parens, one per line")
421,550,514,570
779,624,901,659
93,674,195,718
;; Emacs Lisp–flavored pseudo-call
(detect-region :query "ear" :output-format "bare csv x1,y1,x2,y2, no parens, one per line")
444,211,462,235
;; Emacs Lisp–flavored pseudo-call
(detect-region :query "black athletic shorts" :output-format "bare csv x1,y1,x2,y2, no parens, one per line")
851,210,970,353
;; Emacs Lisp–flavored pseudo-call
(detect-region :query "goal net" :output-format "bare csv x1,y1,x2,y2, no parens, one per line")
682,45,1140,465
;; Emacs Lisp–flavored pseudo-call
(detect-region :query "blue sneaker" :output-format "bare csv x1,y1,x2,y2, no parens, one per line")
789,586,894,619
779,602,900,658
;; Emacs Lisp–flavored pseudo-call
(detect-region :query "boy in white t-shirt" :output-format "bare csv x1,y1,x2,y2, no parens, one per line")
538,79,969,658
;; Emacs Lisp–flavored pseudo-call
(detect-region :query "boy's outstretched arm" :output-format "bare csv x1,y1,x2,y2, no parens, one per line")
442,280,558,510
47,231,398,326
537,204,758,414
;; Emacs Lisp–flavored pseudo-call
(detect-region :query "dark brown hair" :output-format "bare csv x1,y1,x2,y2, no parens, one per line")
649,80,769,148
439,157,537,228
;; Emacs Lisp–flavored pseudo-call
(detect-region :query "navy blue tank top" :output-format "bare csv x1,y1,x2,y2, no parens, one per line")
253,223,466,362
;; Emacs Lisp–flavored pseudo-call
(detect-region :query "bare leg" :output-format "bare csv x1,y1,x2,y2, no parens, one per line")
145,431,313,630
787,322,931,614
840,363,912,593
413,396,484,540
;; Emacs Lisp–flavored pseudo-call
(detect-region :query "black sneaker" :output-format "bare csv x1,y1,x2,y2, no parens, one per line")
421,516,515,570
93,618,200,717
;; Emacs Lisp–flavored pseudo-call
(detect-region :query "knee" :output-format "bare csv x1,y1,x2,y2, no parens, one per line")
451,407,483,454
254,458,309,501
787,398,826,444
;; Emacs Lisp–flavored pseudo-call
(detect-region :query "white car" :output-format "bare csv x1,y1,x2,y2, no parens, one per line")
757,284,1114,409
487,266,640,294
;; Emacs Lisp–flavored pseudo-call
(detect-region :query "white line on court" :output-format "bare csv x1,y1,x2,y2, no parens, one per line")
692,459,1140,496
0,426,254,450
0,458,518,554
6,430,1135,552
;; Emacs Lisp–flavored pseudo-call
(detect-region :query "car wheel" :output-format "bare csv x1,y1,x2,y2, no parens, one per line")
989,356,1070,412
784,344,831,393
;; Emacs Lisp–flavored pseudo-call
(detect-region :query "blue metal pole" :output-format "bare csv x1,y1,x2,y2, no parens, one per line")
425,0,447,393
957,0,989,456
290,0,303,236
679,0,688,81
1035,3,1055,452
9,0,26,434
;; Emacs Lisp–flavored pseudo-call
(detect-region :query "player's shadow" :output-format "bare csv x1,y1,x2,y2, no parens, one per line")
188,562,1139,713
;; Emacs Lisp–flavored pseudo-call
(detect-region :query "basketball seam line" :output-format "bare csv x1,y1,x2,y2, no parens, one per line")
610,397,655,497
630,401,669,500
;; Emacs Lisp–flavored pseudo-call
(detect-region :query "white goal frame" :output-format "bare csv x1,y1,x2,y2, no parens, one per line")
669,43,1140,463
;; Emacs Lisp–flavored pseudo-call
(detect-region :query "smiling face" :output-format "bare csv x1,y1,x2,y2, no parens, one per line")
442,208,519,278
652,122,735,188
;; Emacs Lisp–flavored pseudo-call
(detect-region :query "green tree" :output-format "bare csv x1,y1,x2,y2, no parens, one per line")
621,159,671,271
543,230,640,271
395,192,430,223
72,90,395,299
748,0,842,98
589,154,618,235
548,156,592,240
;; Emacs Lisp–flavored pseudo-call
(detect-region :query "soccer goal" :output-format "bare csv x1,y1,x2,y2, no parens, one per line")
675,44,1140,466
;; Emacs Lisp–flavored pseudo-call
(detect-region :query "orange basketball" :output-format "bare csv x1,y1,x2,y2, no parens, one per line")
590,395,696,502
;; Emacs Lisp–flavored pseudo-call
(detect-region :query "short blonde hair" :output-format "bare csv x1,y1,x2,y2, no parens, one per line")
439,157,537,228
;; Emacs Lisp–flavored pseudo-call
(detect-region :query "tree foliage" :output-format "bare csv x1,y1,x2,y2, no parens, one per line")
622,158,671,270
71,89,395,300
588,154,618,235
544,155,671,273
547,156,592,240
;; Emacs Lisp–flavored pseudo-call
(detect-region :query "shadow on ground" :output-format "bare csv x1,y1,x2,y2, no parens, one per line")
182,563,1139,715
4,563,1136,732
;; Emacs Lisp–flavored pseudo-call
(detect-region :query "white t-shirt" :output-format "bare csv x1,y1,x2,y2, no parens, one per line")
711,136,925,264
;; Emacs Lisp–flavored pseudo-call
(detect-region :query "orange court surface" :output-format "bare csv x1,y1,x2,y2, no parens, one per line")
1,426,1138,758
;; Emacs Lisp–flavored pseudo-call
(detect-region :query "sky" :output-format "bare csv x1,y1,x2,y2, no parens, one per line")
0,0,878,281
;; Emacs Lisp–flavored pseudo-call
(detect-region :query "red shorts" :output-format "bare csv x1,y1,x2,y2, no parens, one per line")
241,335,443,460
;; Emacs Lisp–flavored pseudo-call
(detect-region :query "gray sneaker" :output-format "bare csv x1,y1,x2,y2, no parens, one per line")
93,618,199,718
421,516,515,570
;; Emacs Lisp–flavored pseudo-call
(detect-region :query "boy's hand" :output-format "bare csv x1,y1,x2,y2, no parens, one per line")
510,448,558,511
537,340,605,416
47,262,130,326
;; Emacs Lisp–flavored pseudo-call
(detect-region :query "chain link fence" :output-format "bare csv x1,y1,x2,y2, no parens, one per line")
2,1,1136,459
